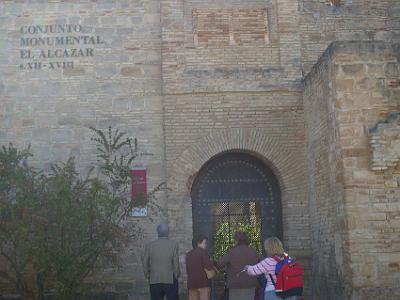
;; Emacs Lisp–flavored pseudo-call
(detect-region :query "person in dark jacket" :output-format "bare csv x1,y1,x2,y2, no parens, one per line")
186,234,214,300
216,231,261,300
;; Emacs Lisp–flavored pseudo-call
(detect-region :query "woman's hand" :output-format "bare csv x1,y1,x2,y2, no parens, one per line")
236,266,249,277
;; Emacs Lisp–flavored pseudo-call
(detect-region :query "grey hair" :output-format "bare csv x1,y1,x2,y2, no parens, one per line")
157,224,169,237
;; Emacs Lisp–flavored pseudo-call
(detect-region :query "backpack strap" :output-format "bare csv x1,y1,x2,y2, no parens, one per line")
272,255,281,262
269,274,276,287
268,256,280,287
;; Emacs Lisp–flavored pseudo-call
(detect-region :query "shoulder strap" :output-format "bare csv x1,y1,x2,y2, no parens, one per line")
269,274,276,287
272,255,281,262
267,256,280,287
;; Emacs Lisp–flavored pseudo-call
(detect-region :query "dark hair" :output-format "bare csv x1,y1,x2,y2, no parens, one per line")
234,231,250,246
194,234,208,246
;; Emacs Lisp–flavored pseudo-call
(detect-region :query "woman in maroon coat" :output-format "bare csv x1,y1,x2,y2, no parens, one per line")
186,234,214,300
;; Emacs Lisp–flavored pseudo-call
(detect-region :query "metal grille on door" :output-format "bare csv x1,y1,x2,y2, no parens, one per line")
191,152,282,299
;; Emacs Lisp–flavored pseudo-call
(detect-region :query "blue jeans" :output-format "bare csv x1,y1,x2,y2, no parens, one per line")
264,290,297,300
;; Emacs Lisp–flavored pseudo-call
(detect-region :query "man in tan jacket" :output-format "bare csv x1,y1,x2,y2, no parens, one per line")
142,224,180,300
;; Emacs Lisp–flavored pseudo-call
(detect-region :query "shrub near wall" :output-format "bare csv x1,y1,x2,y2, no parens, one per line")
0,128,146,300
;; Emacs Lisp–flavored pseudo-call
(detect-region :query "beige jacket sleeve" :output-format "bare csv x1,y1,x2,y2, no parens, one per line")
142,244,150,280
173,242,181,278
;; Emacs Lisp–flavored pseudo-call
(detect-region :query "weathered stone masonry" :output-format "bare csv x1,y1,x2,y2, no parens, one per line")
0,1,165,297
304,42,400,300
1,0,400,299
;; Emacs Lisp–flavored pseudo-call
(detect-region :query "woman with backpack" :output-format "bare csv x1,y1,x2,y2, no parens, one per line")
243,237,298,300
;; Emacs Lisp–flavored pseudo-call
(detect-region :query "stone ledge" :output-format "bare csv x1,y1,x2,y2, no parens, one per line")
303,41,400,84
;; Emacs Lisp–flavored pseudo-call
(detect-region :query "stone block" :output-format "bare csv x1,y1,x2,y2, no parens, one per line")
117,28,134,35
32,127,51,140
361,263,376,278
355,77,385,89
100,16,117,25
131,98,145,110
58,117,81,126
83,16,99,26
96,65,117,77
120,66,143,76
115,282,134,292
335,79,354,91
112,98,130,111
143,65,161,76
385,62,399,77
49,130,74,143
341,64,364,76
63,68,86,76
367,64,385,75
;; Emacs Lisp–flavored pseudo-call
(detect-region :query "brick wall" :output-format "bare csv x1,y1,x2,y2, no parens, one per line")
161,0,303,95
166,127,311,295
192,9,268,47
161,0,311,297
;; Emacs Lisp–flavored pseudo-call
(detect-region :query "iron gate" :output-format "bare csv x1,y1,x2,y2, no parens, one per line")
191,152,282,299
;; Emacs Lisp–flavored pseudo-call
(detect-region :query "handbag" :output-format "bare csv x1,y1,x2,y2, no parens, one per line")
257,274,267,288
254,286,264,300
220,287,229,300
255,274,267,300
204,267,217,279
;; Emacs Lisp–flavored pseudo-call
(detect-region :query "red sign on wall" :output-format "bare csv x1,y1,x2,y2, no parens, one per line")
130,168,147,204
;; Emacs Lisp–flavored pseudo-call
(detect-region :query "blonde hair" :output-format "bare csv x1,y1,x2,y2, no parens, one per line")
264,237,285,256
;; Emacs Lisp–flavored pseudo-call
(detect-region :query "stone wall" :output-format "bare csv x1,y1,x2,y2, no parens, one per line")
299,0,400,73
1,0,399,299
304,41,400,300
369,113,400,171
0,1,164,299
303,43,349,300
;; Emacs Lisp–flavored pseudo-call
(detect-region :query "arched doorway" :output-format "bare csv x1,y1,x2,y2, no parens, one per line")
190,152,282,298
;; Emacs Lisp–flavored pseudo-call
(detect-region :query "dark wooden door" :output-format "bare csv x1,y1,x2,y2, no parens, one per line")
191,152,282,299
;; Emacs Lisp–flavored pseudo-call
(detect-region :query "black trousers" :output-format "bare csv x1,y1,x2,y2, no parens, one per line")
149,278,179,300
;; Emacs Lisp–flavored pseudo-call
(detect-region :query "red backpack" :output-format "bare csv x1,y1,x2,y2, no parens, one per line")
269,254,303,298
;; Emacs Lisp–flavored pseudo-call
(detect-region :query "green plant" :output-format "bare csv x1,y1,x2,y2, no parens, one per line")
90,126,137,196
0,144,41,299
38,158,123,299
0,127,164,299
89,126,164,209
212,221,262,259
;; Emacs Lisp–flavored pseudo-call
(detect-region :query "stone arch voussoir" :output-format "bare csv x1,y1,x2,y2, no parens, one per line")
168,128,305,198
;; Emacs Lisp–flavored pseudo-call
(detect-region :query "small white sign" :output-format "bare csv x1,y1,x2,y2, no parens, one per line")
131,207,148,217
